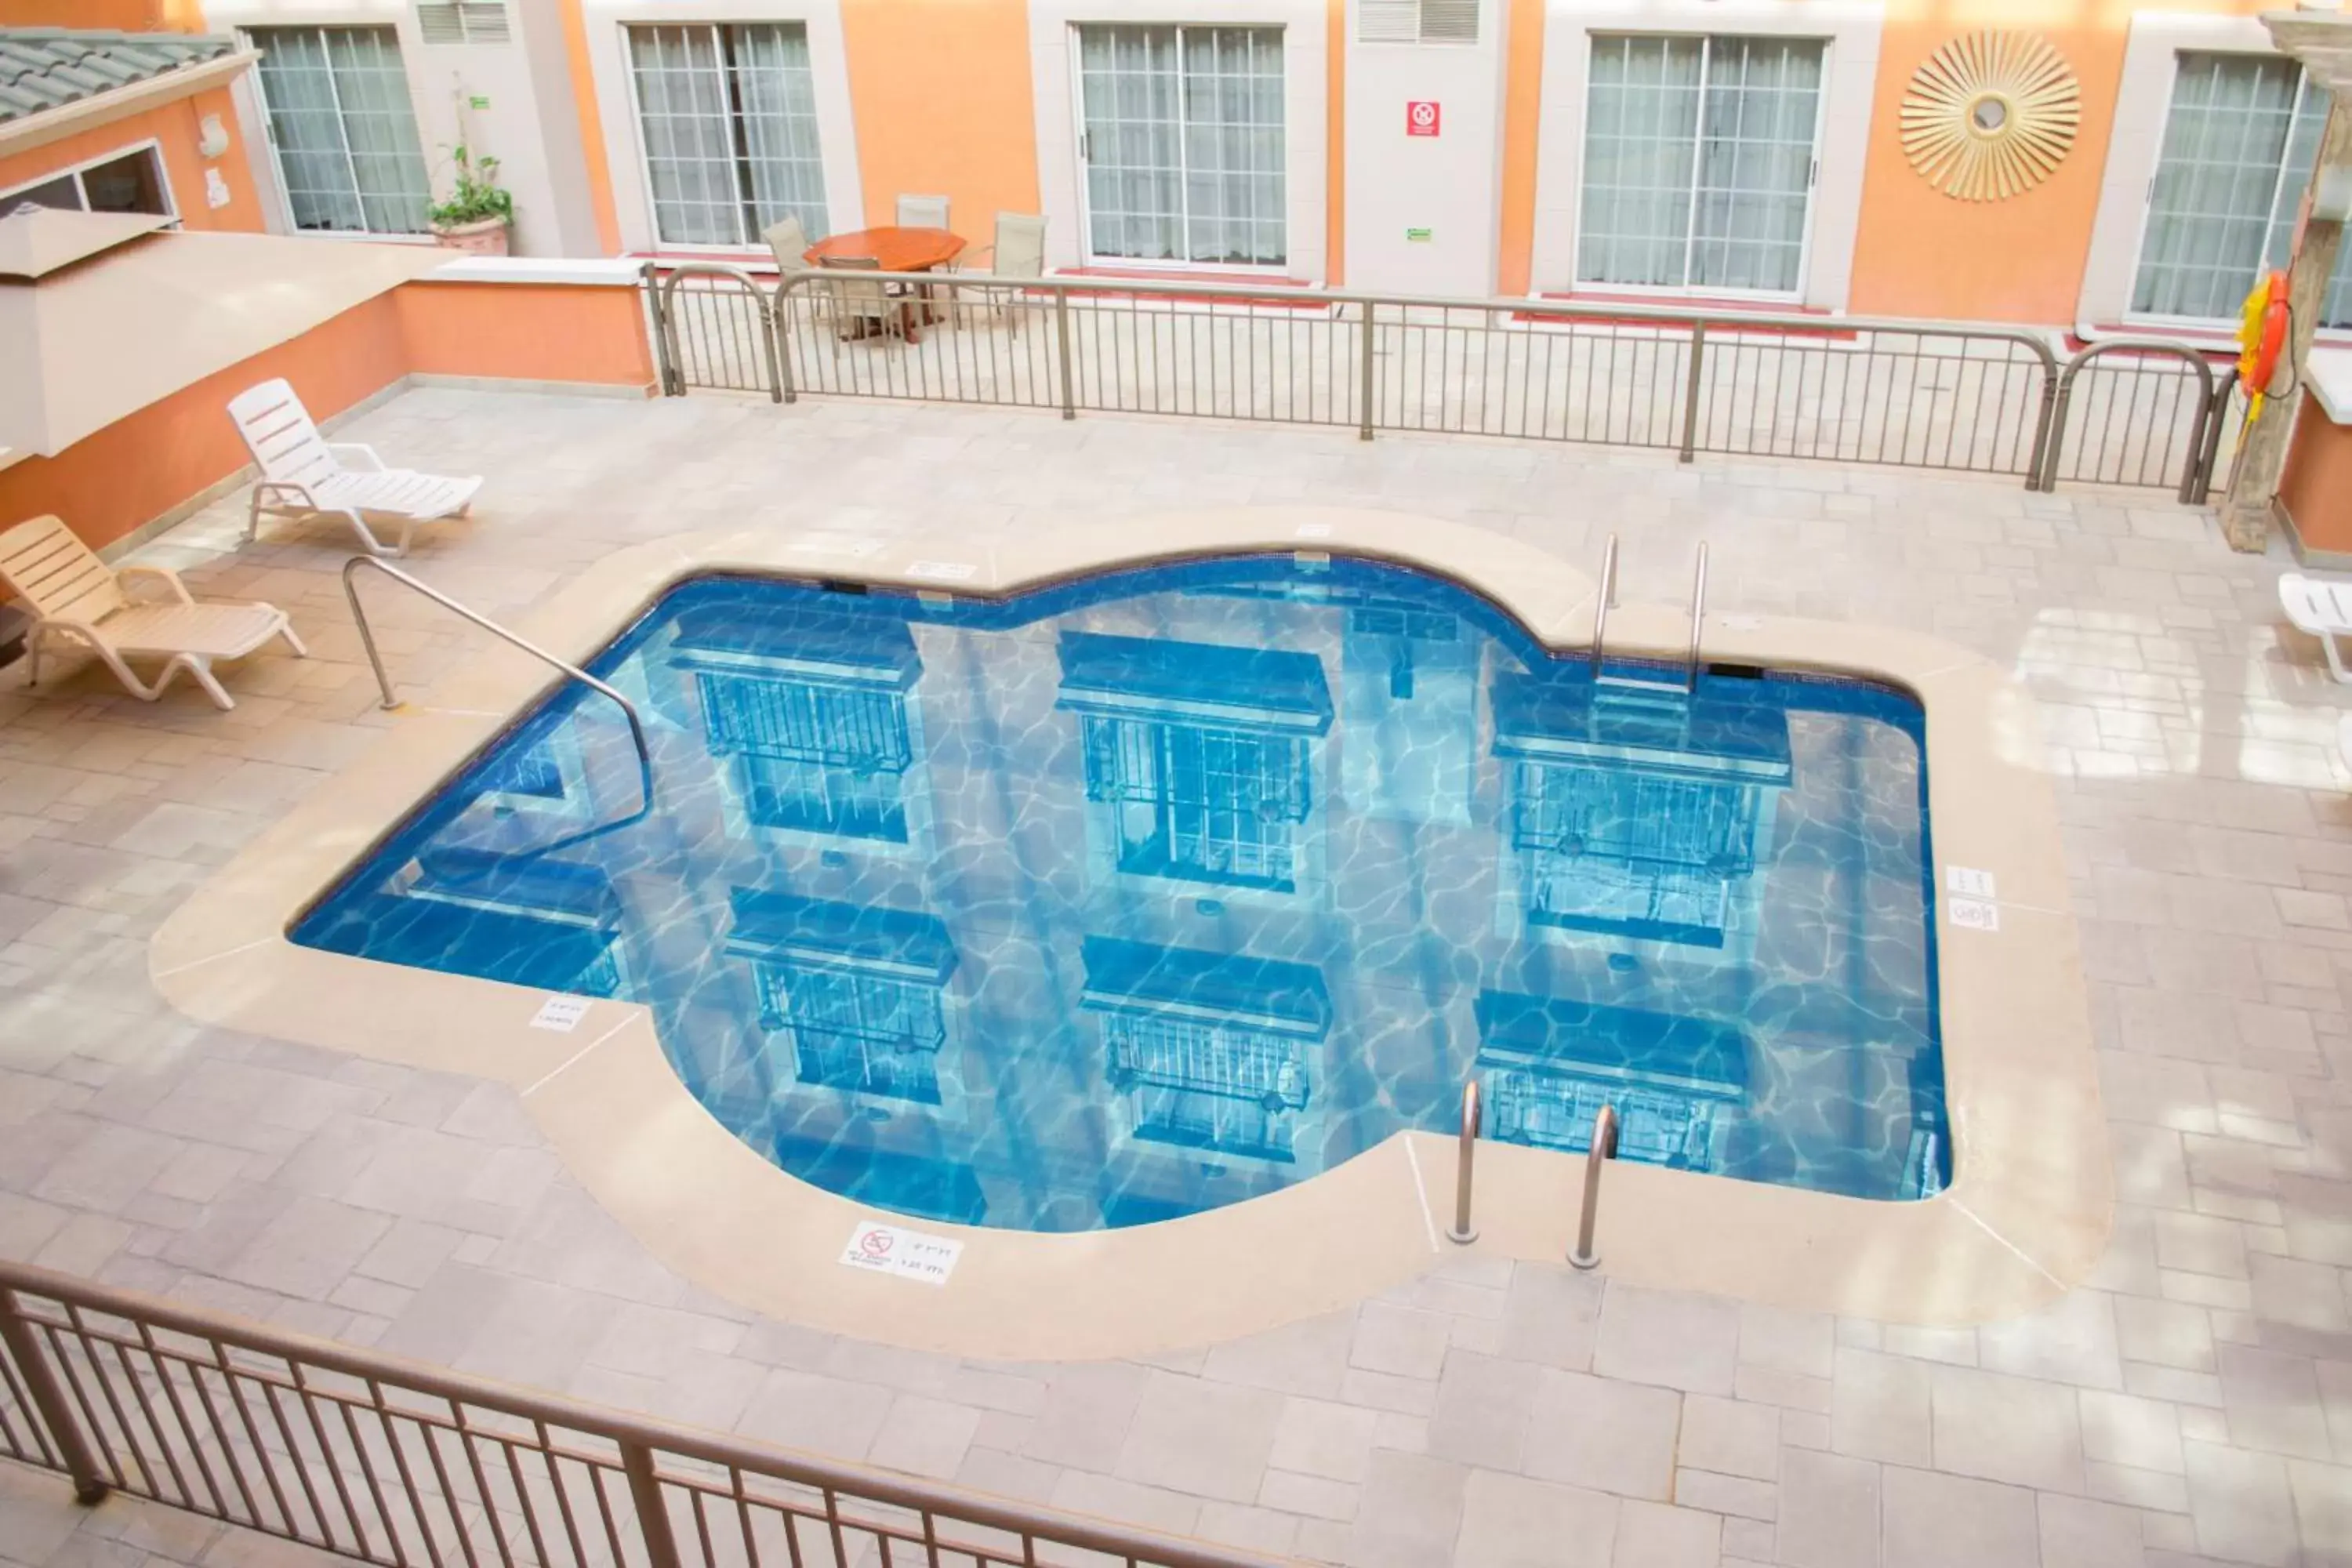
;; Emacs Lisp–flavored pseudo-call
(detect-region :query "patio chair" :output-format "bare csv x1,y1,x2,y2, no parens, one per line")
762,214,809,275
818,255,909,344
0,514,306,710
229,379,482,558
2279,572,2352,683
956,212,1047,335
895,194,950,230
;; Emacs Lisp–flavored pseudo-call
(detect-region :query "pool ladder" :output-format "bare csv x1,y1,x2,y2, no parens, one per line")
1446,1083,1619,1267
1588,534,1709,694
342,557,655,815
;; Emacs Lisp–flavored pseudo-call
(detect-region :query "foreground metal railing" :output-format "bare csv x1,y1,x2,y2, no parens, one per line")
642,263,2237,500
0,1261,1284,1568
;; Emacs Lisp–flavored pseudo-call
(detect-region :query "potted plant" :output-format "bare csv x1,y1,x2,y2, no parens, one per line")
430,144,513,256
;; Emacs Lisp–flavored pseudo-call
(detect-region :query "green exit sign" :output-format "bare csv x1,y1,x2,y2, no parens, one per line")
468,94,492,110
1406,227,1432,243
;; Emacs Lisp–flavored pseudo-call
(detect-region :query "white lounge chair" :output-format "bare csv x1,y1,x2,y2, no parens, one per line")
2279,572,2352,683
230,379,481,557
0,514,306,710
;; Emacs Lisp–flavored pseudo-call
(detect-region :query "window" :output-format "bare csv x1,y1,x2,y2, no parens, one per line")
755,964,946,1105
1076,24,1285,267
2133,52,2352,327
1081,715,1310,888
695,670,911,840
2,145,172,218
249,26,433,234
1577,34,1824,294
626,24,828,248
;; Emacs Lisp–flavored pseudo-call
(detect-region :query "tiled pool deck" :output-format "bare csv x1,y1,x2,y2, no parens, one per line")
2,388,2349,1568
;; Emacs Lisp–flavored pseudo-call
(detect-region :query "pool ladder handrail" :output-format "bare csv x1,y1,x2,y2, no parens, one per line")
1570,1104,1619,1270
1448,1080,1480,1244
1588,537,1708,691
341,557,655,814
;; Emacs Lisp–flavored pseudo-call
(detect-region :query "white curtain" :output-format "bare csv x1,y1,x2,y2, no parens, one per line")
1578,34,1822,294
1579,35,1703,287
628,24,829,248
2134,53,2352,326
1080,26,1184,262
1182,28,1286,266
1079,25,1285,267
252,26,430,234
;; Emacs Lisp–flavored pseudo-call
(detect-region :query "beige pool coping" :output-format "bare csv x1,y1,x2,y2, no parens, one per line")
151,507,2110,1360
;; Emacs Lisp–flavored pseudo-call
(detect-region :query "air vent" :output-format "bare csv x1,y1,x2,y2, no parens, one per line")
416,2,510,45
1358,0,1477,45
1358,0,1420,43
1421,0,1478,43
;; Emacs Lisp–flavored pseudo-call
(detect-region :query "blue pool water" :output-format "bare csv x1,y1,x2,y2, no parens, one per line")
296,555,1946,1229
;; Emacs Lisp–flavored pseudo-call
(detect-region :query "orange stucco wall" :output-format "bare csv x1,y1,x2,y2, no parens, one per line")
1495,0,1546,297
837,0,1040,237
557,0,623,256
1849,0,2270,323
0,0,201,27
2281,394,2352,555
1325,0,1345,287
397,281,655,388
0,293,408,557
0,281,654,557
0,86,264,234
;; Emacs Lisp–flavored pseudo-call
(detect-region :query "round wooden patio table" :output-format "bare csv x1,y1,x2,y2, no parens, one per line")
803,226,966,272
802,227,966,343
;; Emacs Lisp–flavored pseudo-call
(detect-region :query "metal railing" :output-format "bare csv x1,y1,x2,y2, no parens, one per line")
0,1260,1287,1568
344,557,655,818
1446,1081,1480,1246
1569,1105,1619,1272
645,264,2238,499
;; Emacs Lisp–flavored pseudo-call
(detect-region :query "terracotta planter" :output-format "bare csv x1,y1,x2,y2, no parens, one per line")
432,216,510,256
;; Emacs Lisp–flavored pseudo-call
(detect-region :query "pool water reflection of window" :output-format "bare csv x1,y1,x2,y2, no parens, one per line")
296,557,1944,1230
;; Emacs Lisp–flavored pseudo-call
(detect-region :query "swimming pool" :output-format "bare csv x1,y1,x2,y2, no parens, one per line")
295,554,1945,1230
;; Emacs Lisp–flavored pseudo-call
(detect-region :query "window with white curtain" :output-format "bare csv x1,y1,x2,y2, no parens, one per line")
1577,34,1824,295
2132,52,2352,327
626,23,829,248
1076,24,1286,267
249,26,433,234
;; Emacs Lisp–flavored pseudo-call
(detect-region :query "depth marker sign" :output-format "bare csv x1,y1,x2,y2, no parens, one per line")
840,1221,963,1285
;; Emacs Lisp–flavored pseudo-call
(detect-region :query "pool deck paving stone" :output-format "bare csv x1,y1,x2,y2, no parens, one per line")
1,388,2351,1566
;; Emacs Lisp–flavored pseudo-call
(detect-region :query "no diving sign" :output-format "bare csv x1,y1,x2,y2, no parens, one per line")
840,1221,963,1286
1406,101,1440,137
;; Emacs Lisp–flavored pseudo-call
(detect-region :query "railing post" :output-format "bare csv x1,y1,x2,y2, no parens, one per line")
1053,289,1077,421
1448,1081,1479,1245
1589,532,1617,677
1358,299,1377,441
1677,322,1707,463
2192,368,2238,506
641,263,681,398
1569,1105,1617,1272
1685,541,1708,694
622,1440,684,1568
772,278,798,407
0,1287,109,1505
2024,360,2061,492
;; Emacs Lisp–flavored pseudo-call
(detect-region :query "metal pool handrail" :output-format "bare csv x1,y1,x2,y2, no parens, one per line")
0,1258,1294,1568
1570,1105,1619,1271
1448,1080,1481,1244
341,557,654,815
1686,542,1709,693
1589,533,1617,675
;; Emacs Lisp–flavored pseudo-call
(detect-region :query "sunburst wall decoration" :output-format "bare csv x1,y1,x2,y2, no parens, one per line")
1900,32,2081,201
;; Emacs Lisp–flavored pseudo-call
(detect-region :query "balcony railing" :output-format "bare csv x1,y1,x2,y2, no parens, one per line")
0,1259,1284,1568
642,263,2238,503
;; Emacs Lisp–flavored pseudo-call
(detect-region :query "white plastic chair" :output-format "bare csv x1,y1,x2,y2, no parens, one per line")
957,212,1047,334
895,194,950,230
230,379,482,557
2279,573,2352,682
0,514,306,710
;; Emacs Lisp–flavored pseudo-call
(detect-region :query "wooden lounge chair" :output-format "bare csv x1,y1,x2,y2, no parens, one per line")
230,378,482,557
0,515,305,710
2280,572,2352,683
